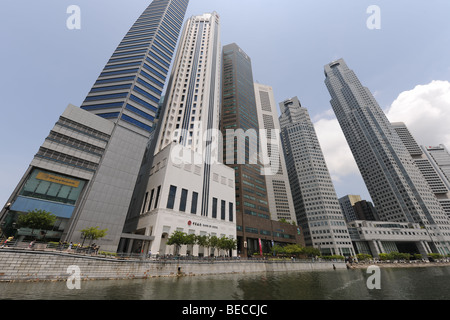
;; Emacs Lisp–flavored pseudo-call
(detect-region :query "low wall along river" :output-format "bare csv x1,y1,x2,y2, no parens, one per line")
0,249,344,282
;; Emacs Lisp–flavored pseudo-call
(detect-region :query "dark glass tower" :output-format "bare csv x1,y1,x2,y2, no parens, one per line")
221,43,302,257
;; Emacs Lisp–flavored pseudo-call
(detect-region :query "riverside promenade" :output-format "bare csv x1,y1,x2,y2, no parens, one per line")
0,247,345,282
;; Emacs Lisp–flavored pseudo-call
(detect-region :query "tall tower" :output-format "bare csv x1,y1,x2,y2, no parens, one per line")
221,44,303,257
279,97,354,257
392,122,450,219
1,0,190,253
81,0,189,130
121,13,237,256
324,58,450,255
253,83,296,223
154,12,221,154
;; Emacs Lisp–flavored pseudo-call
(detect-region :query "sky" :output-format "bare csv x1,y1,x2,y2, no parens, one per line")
1,0,450,208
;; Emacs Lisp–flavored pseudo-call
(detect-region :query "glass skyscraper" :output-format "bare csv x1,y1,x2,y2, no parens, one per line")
221,44,303,257
324,58,450,255
81,0,189,134
1,0,190,253
66,0,190,252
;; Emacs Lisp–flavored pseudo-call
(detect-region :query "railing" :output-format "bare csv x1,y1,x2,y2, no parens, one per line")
0,240,341,263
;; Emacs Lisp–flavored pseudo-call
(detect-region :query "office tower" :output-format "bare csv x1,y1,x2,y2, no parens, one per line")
120,13,237,256
324,58,450,255
1,0,190,252
423,145,450,217
422,145,450,188
353,200,378,221
392,123,450,218
279,97,354,257
254,83,296,223
221,44,303,257
339,195,362,222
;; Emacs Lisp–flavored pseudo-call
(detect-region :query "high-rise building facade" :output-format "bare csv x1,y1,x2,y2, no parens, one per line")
324,58,450,255
423,145,450,189
1,0,190,252
221,44,303,257
392,122,450,219
339,195,362,222
120,13,237,256
279,97,354,257
254,83,296,223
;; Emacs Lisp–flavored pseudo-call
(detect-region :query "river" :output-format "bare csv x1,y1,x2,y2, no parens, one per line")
0,265,449,300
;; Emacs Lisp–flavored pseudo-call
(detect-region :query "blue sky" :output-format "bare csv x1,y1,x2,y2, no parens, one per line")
1,0,450,207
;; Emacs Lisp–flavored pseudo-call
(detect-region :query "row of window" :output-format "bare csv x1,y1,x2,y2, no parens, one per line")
166,185,234,222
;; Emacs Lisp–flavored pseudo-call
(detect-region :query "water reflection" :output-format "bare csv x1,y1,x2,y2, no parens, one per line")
0,266,449,300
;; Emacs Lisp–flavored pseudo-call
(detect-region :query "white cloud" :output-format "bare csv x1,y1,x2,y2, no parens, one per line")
314,116,359,182
385,80,450,148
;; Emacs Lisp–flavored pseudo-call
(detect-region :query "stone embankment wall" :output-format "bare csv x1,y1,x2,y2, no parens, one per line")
0,249,344,282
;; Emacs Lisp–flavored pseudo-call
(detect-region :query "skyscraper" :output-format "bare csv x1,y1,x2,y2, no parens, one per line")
324,58,450,255
253,83,296,223
120,12,237,256
392,122,450,219
279,97,354,257
339,195,362,222
422,145,450,189
1,0,190,252
221,44,303,257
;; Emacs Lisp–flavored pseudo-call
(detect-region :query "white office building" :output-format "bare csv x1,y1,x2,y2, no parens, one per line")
279,97,354,257
121,12,237,256
253,83,296,223
324,59,450,255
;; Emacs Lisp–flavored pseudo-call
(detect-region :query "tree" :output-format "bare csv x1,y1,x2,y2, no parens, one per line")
195,234,209,257
167,230,187,255
17,209,57,239
356,253,373,261
184,233,196,255
284,244,303,257
209,235,219,257
80,226,108,247
302,246,321,258
218,236,237,257
271,245,285,256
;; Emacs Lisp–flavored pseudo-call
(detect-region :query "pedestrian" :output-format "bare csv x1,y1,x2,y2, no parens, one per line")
28,240,36,249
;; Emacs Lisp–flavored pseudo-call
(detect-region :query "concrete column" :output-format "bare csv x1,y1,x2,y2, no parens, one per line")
377,240,385,253
416,241,429,257
126,239,134,254
368,240,381,258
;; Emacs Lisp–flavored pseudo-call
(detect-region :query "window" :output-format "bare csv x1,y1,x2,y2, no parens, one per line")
191,192,198,214
142,192,149,214
221,200,226,220
148,188,155,211
167,185,177,209
179,189,188,212
154,186,161,209
212,197,218,218
229,202,234,222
